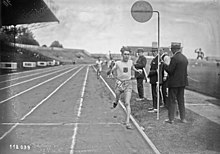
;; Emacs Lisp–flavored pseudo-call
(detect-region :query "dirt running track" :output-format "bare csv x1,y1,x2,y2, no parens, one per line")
0,65,155,154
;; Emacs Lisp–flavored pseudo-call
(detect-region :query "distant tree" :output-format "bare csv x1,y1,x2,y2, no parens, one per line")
42,44,47,47
16,27,39,46
50,40,63,48
0,26,39,46
0,26,18,43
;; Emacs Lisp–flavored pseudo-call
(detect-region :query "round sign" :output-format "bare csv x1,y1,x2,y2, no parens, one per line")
131,1,153,23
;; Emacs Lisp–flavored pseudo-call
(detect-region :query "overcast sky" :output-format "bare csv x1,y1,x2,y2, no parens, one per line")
33,0,220,58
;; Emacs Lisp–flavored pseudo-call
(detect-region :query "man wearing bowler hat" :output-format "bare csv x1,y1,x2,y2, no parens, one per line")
163,42,188,124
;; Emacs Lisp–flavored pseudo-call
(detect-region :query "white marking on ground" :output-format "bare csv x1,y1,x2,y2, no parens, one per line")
0,67,79,104
70,66,89,154
0,67,71,90
92,66,161,154
0,122,121,126
188,76,200,82
0,66,71,84
0,67,84,141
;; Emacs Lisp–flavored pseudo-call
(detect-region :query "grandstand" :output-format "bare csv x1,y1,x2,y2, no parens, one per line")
0,0,59,74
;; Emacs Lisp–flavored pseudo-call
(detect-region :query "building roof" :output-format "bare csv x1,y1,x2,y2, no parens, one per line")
1,0,59,26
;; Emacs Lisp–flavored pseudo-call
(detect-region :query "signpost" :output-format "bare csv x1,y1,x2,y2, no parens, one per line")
131,0,161,120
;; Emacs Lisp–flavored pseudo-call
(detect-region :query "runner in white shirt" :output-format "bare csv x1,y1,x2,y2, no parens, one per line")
108,47,142,129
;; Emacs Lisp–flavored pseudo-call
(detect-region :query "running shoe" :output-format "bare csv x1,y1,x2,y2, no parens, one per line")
148,109,158,113
136,98,145,101
125,123,133,129
111,101,118,109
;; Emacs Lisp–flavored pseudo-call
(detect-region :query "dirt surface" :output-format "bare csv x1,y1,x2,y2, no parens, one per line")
0,65,155,154
101,65,220,154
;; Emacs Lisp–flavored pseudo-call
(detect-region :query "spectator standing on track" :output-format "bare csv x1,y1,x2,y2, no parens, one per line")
147,48,163,113
108,46,142,129
134,48,147,101
95,57,103,79
163,42,188,124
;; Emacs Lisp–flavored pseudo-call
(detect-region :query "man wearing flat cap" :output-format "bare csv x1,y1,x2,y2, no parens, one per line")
134,48,147,101
163,42,188,124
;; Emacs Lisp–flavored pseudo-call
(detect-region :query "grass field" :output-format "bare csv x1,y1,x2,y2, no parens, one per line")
187,59,220,99
144,58,220,100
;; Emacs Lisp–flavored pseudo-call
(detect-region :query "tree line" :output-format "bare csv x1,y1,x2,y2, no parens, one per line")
0,26,63,48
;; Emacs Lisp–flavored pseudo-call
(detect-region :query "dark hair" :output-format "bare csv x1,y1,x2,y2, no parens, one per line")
120,46,131,54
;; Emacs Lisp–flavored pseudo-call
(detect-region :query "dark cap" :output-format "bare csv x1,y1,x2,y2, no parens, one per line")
171,42,181,49
137,48,144,53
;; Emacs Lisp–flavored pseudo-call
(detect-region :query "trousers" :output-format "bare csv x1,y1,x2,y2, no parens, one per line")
136,78,144,98
168,87,186,121
151,84,162,109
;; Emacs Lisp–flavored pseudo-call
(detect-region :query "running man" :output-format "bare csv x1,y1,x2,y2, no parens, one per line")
108,47,142,129
95,57,103,79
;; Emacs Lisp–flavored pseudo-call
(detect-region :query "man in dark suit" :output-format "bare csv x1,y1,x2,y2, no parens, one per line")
147,48,163,113
134,48,147,101
163,42,188,124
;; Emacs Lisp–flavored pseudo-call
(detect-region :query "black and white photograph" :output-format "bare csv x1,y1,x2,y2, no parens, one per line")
0,0,220,153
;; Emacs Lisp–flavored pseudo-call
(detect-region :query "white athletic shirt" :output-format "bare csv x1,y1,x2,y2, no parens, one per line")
114,60,133,81
96,60,102,71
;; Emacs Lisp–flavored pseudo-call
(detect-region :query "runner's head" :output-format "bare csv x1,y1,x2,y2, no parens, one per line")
120,46,131,62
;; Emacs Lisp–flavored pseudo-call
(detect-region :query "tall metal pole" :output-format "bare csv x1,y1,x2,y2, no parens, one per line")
131,1,161,120
155,11,160,120
144,10,161,120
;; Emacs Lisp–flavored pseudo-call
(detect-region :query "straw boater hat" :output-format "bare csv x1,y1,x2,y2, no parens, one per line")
171,42,181,50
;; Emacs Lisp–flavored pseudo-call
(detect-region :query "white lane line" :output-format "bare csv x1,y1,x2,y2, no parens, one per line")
0,67,72,91
0,66,79,104
92,66,161,154
70,66,89,154
0,122,121,126
188,76,200,82
0,65,63,77
0,66,71,84
0,66,84,141
186,103,213,106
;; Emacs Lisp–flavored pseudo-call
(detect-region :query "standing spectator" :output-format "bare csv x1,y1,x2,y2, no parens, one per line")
108,47,142,129
163,42,188,124
134,48,147,101
95,57,103,79
161,51,171,108
147,48,163,113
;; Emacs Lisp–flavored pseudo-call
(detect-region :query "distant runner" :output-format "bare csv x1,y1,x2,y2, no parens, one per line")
95,57,103,79
107,57,115,78
108,47,142,129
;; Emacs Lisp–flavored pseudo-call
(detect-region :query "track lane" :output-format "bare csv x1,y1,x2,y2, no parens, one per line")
0,66,72,89
0,66,83,123
0,66,80,104
0,66,87,154
0,65,158,154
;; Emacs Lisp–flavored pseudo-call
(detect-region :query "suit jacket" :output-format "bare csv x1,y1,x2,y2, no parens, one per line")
134,55,147,79
147,55,163,84
164,52,188,88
